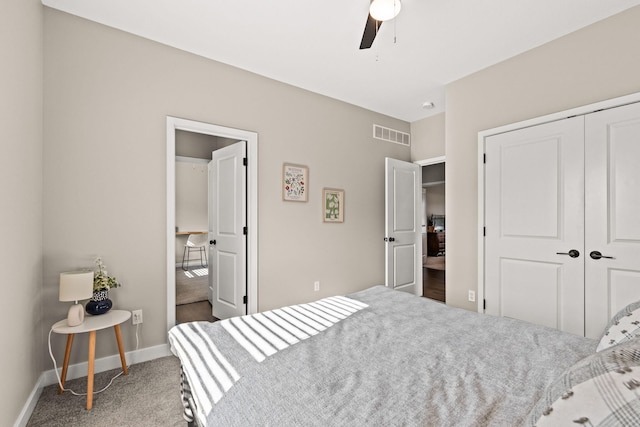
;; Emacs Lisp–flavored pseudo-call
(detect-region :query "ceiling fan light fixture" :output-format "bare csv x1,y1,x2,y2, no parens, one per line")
369,0,402,22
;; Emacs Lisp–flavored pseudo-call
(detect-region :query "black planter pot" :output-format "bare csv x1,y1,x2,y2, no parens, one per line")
86,289,113,315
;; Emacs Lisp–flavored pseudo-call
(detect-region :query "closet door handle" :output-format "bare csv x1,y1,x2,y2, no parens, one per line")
556,249,580,258
210,240,216,246
589,250,614,260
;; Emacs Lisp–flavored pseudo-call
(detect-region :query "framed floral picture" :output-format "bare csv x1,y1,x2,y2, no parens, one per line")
322,188,344,223
282,163,308,202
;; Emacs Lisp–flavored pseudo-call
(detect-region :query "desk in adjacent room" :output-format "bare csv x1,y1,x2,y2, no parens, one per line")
175,231,207,236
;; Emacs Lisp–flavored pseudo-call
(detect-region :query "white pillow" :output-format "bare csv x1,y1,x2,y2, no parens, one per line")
525,338,640,426
597,300,640,352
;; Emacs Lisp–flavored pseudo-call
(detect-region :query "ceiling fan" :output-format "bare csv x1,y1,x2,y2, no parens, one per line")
359,0,402,49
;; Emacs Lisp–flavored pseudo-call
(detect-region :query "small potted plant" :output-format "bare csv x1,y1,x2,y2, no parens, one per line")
86,257,121,315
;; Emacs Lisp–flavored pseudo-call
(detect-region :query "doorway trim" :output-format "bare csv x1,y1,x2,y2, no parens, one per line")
415,155,445,167
166,116,258,331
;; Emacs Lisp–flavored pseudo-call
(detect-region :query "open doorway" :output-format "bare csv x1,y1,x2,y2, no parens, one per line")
174,131,241,323
166,117,258,331
419,158,445,303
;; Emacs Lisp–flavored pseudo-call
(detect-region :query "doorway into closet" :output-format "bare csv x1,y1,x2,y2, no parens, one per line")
419,158,446,303
166,117,258,331
174,131,242,323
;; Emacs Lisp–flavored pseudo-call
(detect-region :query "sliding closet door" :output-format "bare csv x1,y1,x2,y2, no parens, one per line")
584,102,640,339
484,117,585,335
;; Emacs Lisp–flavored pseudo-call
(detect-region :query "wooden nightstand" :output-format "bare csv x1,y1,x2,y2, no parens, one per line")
52,309,131,409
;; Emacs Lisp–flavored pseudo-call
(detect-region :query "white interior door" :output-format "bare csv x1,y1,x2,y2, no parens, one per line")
484,117,586,335
585,102,640,338
385,158,422,295
209,141,247,319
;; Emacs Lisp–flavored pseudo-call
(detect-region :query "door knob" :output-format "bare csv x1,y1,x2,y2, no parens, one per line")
590,250,614,260
384,237,395,242
556,249,580,258
210,240,216,246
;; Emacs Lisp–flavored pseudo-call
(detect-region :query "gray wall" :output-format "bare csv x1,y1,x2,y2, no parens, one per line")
445,6,640,310
42,8,409,367
1,0,43,424
424,185,445,220
410,112,445,161
175,159,209,263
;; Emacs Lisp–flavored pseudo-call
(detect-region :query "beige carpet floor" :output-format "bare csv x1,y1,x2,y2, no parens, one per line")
176,300,218,324
176,267,208,305
27,356,183,426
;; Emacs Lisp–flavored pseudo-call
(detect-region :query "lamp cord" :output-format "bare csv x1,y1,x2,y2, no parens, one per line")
48,322,140,397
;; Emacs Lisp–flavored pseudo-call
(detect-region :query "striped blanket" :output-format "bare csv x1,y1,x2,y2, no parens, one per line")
169,295,367,422
168,286,596,426
219,295,368,362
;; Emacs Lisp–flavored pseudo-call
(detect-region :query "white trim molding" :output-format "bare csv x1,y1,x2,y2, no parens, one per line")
415,155,445,167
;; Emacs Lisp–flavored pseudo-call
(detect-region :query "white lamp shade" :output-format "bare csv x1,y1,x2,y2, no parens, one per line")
370,0,401,21
59,271,94,302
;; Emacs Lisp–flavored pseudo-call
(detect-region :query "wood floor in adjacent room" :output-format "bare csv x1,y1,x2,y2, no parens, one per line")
423,255,445,303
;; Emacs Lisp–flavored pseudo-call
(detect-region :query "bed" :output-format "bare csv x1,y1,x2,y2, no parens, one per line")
168,285,640,426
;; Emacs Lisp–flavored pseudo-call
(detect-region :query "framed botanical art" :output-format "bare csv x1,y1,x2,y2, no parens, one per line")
322,188,344,223
282,163,308,202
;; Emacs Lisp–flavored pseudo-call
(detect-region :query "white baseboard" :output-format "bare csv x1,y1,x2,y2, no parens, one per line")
42,342,172,386
13,343,172,427
13,376,44,427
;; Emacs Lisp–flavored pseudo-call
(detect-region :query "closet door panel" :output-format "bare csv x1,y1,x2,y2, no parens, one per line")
585,102,640,339
484,116,585,336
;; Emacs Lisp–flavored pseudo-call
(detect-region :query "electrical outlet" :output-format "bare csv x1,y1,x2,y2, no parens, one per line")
314,281,320,292
468,290,476,302
132,309,143,325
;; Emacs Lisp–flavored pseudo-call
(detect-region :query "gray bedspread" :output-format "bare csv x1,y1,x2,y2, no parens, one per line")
169,285,596,426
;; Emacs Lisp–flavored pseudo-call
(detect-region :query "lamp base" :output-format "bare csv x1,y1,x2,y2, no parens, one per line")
67,303,85,326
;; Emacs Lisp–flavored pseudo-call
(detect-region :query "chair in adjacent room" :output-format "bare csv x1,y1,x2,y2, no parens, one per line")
181,233,208,271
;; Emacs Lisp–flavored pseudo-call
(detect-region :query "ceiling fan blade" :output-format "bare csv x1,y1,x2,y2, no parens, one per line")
359,14,382,50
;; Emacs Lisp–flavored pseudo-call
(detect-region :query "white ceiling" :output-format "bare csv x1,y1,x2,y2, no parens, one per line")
42,0,640,122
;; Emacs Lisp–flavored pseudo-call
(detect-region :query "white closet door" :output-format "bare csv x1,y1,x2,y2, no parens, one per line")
484,116,585,335
585,102,640,339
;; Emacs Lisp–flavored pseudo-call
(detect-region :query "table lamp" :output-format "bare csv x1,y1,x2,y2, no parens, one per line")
59,271,94,326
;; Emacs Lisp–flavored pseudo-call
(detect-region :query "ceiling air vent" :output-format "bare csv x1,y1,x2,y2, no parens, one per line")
373,124,410,146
